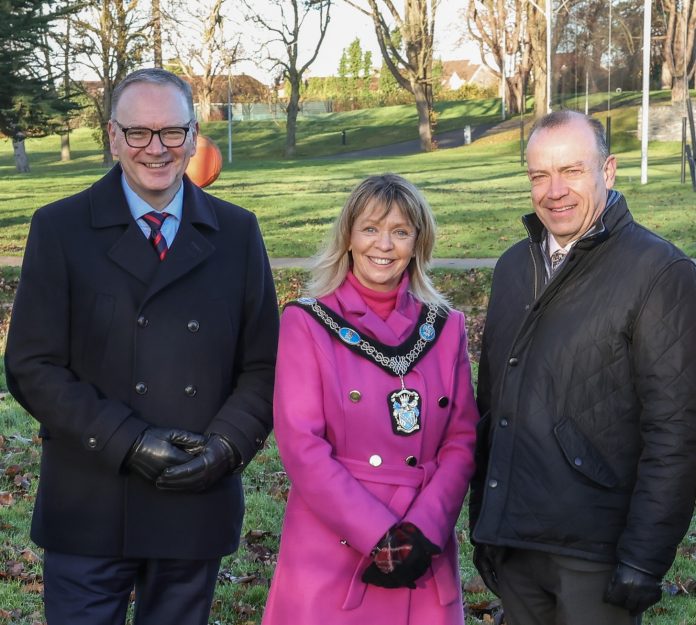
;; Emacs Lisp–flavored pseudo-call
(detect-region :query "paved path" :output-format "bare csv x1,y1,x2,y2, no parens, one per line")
324,124,497,160
0,256,498,269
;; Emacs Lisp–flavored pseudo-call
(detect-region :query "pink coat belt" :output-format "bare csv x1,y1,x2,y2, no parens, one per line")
336,456,459,610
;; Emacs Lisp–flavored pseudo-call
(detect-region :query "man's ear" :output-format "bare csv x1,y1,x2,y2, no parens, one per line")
603,155,617,189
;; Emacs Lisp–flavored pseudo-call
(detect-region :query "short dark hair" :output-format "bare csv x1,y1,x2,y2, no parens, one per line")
528,110,609,163
111,68,195,120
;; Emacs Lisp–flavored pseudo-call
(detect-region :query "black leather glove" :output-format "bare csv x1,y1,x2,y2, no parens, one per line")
156,433,240,492
473,544,501,596
604,562,662,615
362,522,441,589
125,427,207,482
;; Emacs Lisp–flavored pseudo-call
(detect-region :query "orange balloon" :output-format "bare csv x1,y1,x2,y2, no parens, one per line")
186,135,223,188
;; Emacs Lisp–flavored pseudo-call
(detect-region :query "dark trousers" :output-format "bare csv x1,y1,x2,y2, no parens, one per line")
495,548,642,625
43,551,222,625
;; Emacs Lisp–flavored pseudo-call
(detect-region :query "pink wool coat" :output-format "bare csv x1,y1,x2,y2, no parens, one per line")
262,277,479,625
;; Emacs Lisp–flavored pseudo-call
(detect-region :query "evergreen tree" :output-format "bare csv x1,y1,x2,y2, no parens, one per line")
0,0,74,172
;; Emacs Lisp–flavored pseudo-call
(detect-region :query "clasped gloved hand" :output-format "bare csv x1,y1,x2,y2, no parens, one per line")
604,561,662,615
473,544,501,596
156,433,240,492
362,522,441,589
125,427,207,482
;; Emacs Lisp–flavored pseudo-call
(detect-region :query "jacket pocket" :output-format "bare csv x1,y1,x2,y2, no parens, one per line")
554,418,619,488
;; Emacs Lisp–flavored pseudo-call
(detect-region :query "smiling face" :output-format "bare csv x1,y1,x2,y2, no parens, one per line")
526,116,616,247
108,82,198,210
349,200,416,292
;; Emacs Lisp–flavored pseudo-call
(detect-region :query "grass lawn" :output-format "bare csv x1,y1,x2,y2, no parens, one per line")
1,94,695,623
1,265,695,625
1,96,695,259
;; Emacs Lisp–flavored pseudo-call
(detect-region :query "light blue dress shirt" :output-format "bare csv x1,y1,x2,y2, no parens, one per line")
120,175,183,248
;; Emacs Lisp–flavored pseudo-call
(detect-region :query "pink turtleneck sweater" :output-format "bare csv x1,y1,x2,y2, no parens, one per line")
346,271,400,320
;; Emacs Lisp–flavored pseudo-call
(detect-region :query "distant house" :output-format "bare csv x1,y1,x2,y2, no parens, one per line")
188,73,271,104
440,60,498,90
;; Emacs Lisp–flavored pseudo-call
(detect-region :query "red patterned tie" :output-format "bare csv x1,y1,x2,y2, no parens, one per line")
142,211,170,261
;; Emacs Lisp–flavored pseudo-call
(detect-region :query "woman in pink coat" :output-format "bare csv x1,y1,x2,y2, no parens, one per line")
262,174,479,625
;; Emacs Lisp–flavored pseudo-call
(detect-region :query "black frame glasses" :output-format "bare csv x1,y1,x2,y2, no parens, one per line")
114,120,193,148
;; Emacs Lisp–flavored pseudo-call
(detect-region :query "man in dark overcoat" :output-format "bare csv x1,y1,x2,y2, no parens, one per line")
470,110,696,625
5,68,279,625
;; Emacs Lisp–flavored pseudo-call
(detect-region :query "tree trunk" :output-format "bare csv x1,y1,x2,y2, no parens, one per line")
533,72,547,119
152,0,162,68
672,76,688,104
101,124,113,166
13,136,30,173
662,63,673,90
61,133,71,162
198,91,213,122
413,80,433,152
285,75,301,158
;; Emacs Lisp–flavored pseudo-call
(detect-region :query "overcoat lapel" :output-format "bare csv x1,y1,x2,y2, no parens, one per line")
141,179,218,302
90,166,219,296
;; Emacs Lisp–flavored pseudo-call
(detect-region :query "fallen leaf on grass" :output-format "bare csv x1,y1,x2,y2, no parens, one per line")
21,580,44,594
0,491,14,507
463,574,489,594
245,529,271,542
662,576,696,595
6,560,25,578
20,548,41,563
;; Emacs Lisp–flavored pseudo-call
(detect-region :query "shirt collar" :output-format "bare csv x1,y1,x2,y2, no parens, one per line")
120,174,184,223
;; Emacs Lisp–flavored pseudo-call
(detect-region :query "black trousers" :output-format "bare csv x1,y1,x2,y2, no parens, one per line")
43,551,222,625
495,548,642,625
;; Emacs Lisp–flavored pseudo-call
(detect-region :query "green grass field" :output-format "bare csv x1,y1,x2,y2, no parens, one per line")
1,94,696,624
1,95,695,259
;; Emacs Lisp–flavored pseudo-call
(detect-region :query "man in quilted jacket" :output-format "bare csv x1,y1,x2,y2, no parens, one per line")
469,110,696,625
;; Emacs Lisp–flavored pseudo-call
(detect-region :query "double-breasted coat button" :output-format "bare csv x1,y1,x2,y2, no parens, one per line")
574,457,583,466
184,385,197,397
348,390,361,402
438,396,449,408
135,382,147,395
508,357,519,366
500,418,509,428
187,320,200,333
369,454,382,467
488,479,498,488
137,316,148,328
87,437,97,448
405,455,417,467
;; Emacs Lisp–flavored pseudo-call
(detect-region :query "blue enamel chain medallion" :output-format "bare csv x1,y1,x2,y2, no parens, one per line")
290,297,447,437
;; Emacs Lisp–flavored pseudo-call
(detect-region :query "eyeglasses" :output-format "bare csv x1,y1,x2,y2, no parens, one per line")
113,120,193,148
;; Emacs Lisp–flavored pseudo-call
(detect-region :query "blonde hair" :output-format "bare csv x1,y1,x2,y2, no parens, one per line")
307,173,449,309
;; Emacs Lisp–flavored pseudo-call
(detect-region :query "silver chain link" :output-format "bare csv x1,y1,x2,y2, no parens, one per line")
309,301,438,377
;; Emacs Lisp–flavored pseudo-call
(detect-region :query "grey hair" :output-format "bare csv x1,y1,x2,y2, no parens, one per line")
528,110,609,164
307,173,450,309
111,68,195,120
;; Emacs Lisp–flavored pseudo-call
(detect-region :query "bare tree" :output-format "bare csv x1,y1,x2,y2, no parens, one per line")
71,0,149,165
346,0,437,151
153,0,163,67
658,0,695,104
246,0,331,158
466,0,531,115
166,0,242,122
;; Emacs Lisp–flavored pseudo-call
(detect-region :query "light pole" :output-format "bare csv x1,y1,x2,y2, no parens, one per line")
227,70,233,164
640,0,652,185
546,0,552,113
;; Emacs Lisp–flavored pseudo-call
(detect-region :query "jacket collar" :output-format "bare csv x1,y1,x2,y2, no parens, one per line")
332,272,419,342
521,190,631,248
89,164,219,231
90,164,218,290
